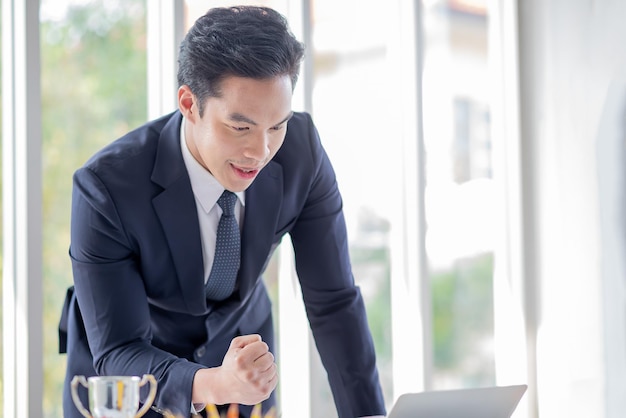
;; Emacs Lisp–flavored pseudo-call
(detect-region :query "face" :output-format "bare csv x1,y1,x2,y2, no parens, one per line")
179,75,293,192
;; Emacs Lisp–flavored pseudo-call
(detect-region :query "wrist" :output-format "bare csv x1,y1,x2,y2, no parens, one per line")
192,367,226,406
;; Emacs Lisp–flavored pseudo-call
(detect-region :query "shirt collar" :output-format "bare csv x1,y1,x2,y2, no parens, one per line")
180,118,245,213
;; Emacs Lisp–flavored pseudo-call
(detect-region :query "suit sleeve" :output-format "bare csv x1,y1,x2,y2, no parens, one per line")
70,166,203,416
288,114,387,418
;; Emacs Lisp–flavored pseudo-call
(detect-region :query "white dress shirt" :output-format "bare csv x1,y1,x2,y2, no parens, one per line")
180,120,245,283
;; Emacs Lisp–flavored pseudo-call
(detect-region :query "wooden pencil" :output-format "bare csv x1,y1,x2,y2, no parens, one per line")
227,403,239,418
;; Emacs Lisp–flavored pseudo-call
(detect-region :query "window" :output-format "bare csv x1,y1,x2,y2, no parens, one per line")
39,1,147,416
306,0,397,413
2,1,540,417
421,0,497,389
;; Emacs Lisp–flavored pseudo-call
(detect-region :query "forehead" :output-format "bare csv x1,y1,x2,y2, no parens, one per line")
206,75,293,121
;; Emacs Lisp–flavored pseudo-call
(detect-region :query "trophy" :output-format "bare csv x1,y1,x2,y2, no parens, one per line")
71,374,157,418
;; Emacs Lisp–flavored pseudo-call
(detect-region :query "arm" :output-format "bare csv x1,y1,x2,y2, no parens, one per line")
288,114,386,418
71,167,203,415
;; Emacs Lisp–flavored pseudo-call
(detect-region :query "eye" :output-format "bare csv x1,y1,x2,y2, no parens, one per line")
270,124,285,131
231,126,249,132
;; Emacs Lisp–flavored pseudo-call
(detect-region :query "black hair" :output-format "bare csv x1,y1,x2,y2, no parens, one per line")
177,6,305,116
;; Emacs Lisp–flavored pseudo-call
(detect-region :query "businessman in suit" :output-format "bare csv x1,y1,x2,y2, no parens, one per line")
61,6,386,418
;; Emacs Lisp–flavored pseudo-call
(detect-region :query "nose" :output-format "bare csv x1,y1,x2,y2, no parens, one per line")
243,132,270,162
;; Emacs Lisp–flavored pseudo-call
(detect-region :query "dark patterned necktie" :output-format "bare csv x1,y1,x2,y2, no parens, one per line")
205,190,240,301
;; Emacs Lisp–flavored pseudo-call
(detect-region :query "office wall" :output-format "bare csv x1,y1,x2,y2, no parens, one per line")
517,0,626,416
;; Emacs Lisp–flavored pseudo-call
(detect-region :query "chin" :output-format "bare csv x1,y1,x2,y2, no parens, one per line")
226,180,254,193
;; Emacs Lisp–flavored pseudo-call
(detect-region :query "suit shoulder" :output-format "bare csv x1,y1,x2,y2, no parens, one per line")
81,112,180,174
279,111,321,158
286,111,314,134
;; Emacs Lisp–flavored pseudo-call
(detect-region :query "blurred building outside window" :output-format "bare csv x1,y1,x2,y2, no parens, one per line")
421,0,496,390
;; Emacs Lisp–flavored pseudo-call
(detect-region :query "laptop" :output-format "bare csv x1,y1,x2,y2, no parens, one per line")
388,384,527,418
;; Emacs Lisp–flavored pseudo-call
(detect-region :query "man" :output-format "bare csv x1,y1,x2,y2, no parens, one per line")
60,6,386,418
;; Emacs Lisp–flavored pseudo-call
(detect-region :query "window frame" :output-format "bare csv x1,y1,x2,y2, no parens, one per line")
2,1,44,417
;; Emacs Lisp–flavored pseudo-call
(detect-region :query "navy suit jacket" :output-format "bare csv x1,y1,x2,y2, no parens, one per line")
61,111,386,417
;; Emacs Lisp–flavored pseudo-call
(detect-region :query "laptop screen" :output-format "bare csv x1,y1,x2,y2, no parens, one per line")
387,384,527,418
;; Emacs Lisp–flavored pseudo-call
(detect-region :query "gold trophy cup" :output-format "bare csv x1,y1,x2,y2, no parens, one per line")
71,374,157,418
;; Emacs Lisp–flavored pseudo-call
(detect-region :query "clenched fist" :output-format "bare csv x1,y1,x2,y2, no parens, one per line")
192,334,278,407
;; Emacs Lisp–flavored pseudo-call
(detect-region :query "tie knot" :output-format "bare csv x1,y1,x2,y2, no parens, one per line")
217,190,237,216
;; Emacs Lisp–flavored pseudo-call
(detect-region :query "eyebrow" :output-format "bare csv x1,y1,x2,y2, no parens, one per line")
228,111,294,127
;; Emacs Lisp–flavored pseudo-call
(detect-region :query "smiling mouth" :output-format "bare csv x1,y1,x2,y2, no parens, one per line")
231,163,262,178
234,165,259,173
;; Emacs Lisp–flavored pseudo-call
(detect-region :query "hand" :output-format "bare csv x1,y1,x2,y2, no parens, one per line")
192,334,278,406
221,334,278,404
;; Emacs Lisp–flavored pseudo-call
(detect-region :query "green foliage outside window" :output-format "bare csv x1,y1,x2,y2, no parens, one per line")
432,252,495,387
41,1,146,416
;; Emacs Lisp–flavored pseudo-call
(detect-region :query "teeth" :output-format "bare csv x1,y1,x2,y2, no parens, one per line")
234,164,257,173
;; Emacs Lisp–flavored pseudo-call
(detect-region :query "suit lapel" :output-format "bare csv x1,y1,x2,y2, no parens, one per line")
150,113,207,315
238,160,283,299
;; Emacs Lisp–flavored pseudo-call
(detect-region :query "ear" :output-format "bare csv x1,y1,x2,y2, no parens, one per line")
178,85,197,123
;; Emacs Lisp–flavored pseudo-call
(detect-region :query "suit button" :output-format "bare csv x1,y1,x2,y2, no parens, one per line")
196,346,206,358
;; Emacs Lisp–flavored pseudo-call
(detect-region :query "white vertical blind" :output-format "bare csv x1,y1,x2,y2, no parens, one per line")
2,0,43,417
275,2,313,417
277,239,311,418
387,0,431,400
488,1,531,417
147,0,185,120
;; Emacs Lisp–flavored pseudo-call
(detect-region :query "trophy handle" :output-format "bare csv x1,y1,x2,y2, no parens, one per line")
135,374,158,418
70,375,93,418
